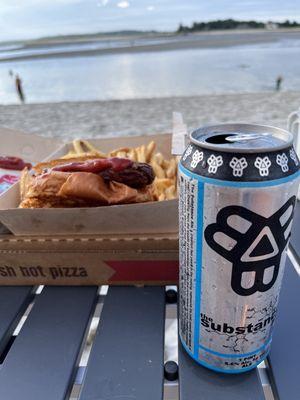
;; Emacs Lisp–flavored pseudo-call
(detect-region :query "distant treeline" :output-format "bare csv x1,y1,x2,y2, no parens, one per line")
177,19,300,33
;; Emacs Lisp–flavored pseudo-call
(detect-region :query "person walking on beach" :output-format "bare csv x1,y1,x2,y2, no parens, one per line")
15,74,25,103
276,75,283,91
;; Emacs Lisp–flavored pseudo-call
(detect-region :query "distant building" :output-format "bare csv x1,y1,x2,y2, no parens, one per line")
266,22,279,30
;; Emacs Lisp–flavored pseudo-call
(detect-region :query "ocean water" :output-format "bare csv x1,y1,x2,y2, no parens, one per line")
0,37,300,104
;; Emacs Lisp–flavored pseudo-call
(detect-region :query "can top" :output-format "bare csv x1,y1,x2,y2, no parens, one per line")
191,123,294,153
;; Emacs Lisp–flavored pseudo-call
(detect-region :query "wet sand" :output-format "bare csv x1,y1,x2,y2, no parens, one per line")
1,29,300,63
0,91,299,139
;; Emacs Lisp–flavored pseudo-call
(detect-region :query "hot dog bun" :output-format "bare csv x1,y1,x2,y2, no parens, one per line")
19,158,155,208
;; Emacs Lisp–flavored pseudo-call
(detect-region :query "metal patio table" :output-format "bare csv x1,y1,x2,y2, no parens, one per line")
0,203,298,400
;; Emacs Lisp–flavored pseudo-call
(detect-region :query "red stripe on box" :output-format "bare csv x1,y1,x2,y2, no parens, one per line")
105,260,179,282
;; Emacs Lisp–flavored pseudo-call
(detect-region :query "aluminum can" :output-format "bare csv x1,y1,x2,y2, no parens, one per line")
178,123,300,373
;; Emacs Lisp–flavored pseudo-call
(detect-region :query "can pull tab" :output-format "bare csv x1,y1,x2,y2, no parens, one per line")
226,133,270,142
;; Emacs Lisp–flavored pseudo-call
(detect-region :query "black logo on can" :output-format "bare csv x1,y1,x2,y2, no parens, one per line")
204,197,296,296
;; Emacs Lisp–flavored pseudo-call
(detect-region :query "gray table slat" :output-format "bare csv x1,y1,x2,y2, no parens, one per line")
290,200,300,257
0,286,33,355
79,286,165,400
0,286,98,400
179,342,265,400
268,260,299,400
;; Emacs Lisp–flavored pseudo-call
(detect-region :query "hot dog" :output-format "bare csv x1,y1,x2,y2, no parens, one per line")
19,156,155,208
52,158,154,189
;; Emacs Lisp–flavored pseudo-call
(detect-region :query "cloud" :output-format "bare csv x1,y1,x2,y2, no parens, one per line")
97,0,109,6
0,0,300,41
117,1,129,8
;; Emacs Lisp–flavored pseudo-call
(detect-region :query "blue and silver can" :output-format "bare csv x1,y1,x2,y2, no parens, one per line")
178,123,300,373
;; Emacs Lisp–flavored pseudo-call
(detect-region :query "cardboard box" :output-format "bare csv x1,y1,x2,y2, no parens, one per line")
0,126,61,162
0,130,178,236
0,127,60,196
0,127,179,285
0,232,179,285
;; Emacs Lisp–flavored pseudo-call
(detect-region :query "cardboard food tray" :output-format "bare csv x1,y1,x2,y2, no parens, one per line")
0,131,178,236
0,126,61,162
0,232,179,285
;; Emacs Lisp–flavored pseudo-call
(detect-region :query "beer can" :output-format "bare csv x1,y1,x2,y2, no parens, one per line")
178,123,300,373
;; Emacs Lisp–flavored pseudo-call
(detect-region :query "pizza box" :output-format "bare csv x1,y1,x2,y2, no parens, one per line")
0,231,179,285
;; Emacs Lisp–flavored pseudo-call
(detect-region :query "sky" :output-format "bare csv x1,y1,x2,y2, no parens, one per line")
0,0,300,42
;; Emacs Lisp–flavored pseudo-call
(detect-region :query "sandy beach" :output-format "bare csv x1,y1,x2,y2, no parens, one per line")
0,91,299,139
1,29,300,63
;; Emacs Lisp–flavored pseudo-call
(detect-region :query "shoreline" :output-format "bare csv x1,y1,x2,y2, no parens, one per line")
0,92,299,139
1,29,300,63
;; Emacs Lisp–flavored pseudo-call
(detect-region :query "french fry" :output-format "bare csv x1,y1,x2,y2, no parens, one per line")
20,168,30,201
145,141,156,162
127,149,137,161
162,159,170,170
154,178,173,190
81,140,106,157
80,140,96,152
152,178,174,201
109,147,131,157
165,185,176,200
151,160,165,179
136,145,146,163
158,193,166,201
73,139,85,154
61,151,77,159
63,151,104,159
152,152,164,166
166,159,177,179
115,151,127,159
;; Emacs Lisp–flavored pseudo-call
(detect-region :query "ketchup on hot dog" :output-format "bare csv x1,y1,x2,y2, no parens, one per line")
52,157,155,189
52,157,133,173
